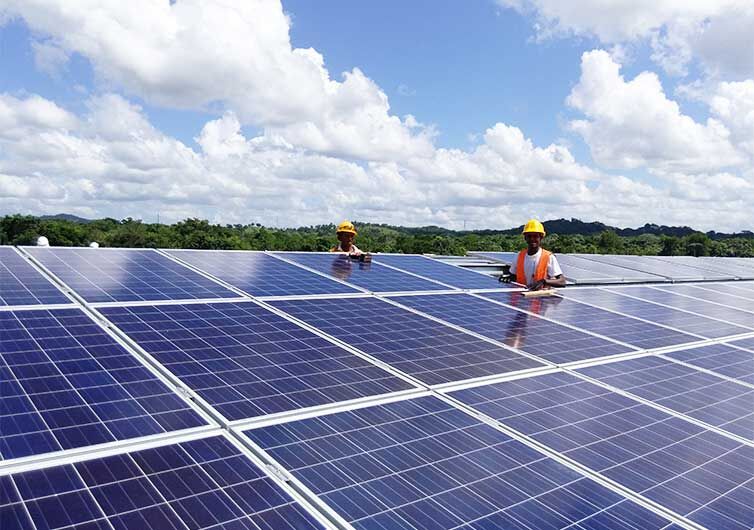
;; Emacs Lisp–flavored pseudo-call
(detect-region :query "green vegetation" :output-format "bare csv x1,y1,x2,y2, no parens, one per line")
1,214,753,256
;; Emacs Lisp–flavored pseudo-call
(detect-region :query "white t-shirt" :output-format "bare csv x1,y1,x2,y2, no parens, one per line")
509,249,563,287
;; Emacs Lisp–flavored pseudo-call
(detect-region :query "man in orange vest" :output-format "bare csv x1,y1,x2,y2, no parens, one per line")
501,219,565,290
330,220,372,261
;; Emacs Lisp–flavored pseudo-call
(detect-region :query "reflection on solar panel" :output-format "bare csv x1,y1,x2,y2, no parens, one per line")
605,286,754,329
373,254,504,289
0,247,69,306
165,250,359,297
245,396,675,530
578,356,754,440
450,372,754,530
576,254,728,281
270,297,543,385
655,256,754,279
100,302,413,422
663,344,754,386
389,293,633,364
276,252,448,292
562,288,749,338
25,248,237,303
479,291,696,350
1,435,325,530
0,308,206,461
654,284,754,313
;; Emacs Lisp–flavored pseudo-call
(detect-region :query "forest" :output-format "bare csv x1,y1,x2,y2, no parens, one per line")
1,214,753,257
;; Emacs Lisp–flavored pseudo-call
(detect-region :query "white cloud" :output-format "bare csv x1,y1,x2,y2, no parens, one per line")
496,0,754,78
567,50,745,172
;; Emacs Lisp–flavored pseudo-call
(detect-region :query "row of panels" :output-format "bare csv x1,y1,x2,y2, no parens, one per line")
475,252,754,283
4,366,752,530
3,290,753,466
1,247,509,307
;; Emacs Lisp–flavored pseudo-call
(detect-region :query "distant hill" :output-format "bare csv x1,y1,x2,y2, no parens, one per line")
39,213,92,224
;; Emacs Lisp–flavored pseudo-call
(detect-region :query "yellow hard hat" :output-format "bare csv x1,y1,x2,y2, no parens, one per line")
336,220,357,235
522,219,545,236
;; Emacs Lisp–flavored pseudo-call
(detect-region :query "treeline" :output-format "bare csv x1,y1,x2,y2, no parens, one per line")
1,214,753,257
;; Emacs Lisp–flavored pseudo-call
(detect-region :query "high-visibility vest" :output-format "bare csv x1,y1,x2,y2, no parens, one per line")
516,249,551,286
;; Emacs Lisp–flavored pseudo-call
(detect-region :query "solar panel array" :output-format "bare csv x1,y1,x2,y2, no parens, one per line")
2,246,753,530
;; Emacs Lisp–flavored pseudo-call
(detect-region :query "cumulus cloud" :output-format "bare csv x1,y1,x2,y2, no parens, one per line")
496,0,754,78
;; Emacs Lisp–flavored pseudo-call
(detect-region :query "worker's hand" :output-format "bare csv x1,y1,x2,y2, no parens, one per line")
530,279,547,291
499,273,512,283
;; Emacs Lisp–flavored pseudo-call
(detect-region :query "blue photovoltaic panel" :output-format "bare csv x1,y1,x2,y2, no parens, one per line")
578,356,754,440
654,284,754,313
703,282,754,301
576,254,717,281
471,251,519,264
165,250,359,297
274,252,448,292
729,336,754,352
562,288,749,338
100,302,413,421
0,435,325,530
479,291,696,350
663,344,754,385
655,256,754,279
451,372,754,530
25,247,238,303
270,297,543,385
0,308,206,461
605,286,754,330
556,255,666,283
389,293,632,364
245,396,675,530
373,254,505,289
0,247,69,306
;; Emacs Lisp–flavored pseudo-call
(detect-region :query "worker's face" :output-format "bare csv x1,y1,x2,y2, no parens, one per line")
524,232,543,251
337,231,355,247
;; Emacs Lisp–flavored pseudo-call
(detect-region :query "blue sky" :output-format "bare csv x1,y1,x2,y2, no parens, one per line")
0,1,751,230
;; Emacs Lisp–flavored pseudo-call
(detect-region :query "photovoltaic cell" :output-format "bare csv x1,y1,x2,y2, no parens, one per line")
605,286,754,330
654,256,754,279
555,255,665,284
100,301,413,422
662,344,754,386
471,252,519,264
0,247,69,306
576,255,718,281
479,291,696,350
0,308,206,461
373,254,505,289
165,250,359,297
450,372,754,530
0,435,325,530
270,297,543,385
653,284,754,313
703,282,754,301
728,336,754,352
274,253,448,292
25,247,238,303
578,356,754,440
389,293,633,364
562,288,749,339
245,396,675,530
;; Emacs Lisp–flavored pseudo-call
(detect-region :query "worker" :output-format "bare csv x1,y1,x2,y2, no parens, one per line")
331,221,371,262
500,219,566,290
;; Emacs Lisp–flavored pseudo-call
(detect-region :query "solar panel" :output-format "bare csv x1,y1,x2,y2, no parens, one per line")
704,282,754,301
728,336,754,352
373,254,505,289
24,247,238,303
578,355,754,440
165,250,359,297
479,291,697,350
562,288,750,339
575,254,718,281
275,252,449,292
662,344,754,386
389,293,633,364
0,247,70,306
1,435,326,530
100,301,414,422
470,251,519,264
450,372,754,530
0,308,207,462
605,286,754,330
653,284,754,313
270,296,544,385
556,255,666,284
654,256,754,279
244,395,676,530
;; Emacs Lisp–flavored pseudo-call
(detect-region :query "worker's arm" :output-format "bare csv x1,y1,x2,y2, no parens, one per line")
529,274,565,291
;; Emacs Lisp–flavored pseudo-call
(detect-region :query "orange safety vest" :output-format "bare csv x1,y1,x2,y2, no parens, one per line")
516,249,551,286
